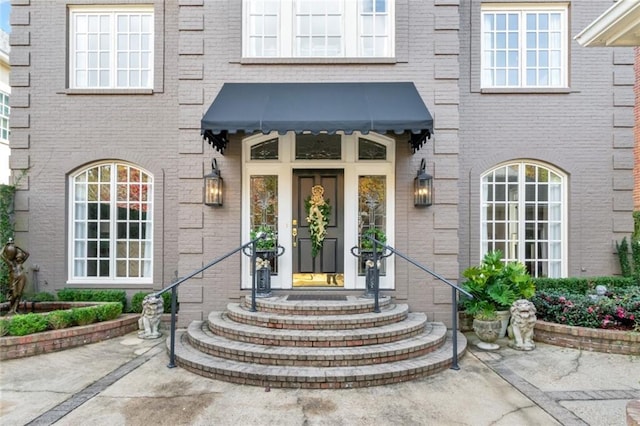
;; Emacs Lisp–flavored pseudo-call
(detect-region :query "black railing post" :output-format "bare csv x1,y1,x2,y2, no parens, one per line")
250,238,258,312
167,286,178,368
372,238,380,313
450,286,460,370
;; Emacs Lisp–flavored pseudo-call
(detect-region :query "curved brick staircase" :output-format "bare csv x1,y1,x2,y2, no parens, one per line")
170,295,467,388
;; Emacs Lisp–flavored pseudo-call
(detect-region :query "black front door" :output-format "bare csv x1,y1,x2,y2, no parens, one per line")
292,169,344,286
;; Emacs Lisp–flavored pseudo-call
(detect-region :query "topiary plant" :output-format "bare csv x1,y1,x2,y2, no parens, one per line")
8,313,48,336
71,306,98,326
95,302,123,321
47,310,74,330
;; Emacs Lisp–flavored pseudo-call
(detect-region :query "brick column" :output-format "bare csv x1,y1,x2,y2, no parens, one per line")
634,47,640,211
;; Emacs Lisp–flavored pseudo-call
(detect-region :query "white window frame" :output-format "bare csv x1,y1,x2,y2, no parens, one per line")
69,6,154,89
68,162,154,284
242,0,395,58
480,161,567,278
241,131,395,290
0,91,8,142
481,3,568,89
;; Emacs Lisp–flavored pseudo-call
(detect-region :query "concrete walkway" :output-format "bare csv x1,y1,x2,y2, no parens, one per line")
1,331,638,426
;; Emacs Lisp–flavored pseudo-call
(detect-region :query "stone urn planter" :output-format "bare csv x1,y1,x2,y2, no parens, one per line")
473,315,502,350
495,309,511,338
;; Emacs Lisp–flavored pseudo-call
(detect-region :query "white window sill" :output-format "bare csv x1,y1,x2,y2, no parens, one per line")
239,57,398,65
63,88,154,95
66,280,154,288
480,87,572,94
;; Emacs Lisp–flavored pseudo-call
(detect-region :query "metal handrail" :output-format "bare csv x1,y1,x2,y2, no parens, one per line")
362,236,472,370
155,234,267,368
156,233,473,370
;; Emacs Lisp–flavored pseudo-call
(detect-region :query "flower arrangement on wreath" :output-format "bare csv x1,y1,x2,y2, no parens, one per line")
305,185,331,258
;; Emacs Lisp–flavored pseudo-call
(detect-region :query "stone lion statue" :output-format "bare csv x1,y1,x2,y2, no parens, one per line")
508,299,537,351
138,294,164,339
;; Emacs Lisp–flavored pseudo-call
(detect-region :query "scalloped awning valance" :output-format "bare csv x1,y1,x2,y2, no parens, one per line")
201,82,434,153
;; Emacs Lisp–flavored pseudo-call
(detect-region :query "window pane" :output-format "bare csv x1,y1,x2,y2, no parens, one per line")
358,138,387,160
72,9,153,89
484,7,565,88
72,163,153,280
358,175,386,275
251,138,279,160
250,175,279,273
295,134,341,160
481,162,564,277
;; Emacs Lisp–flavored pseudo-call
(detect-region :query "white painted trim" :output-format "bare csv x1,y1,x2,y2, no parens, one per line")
575,0,640,47
242,131,395,290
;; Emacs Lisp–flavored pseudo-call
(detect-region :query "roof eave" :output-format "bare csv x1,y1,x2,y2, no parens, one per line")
575,1,640,47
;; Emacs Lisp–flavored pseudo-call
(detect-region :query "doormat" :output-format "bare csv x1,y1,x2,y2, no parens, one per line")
287,294,347,301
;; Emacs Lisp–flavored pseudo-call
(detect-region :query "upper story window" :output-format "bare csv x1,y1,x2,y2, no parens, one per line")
69,7,154,89
244,0,394,58
0,92,8,142
481,4,568,89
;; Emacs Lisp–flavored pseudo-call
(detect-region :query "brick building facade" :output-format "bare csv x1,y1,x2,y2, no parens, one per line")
7,1,635,326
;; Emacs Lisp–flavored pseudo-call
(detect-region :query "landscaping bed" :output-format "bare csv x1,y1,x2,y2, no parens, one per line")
534,320,639,356
0,313,139,360
530,277,639,355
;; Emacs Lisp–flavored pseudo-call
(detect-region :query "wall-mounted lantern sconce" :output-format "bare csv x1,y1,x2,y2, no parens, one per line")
414,158,433,207
204,159,223,206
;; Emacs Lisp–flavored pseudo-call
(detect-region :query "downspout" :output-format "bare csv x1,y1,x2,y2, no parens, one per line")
161,168,165,289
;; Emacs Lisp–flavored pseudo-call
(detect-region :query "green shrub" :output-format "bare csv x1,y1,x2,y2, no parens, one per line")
0,318,8,336
616,237,632,277
532,276,637,294
58,289,127,310
95,303,123,322
71,307,98,326
23,292,56,302
131,291,175,314
47,310,74,330
8,313,49,336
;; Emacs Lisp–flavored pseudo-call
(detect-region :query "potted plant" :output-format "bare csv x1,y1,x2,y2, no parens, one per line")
460,250,535,337
360,227,387,253
250,225,277,252
472,307,502,350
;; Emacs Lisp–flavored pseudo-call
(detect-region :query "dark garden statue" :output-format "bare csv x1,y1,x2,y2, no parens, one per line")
1,238,30,314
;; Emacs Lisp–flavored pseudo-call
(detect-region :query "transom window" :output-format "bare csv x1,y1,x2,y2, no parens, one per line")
481,4,567,88
0,92,8,141
481,162,565,278
244,0,394,58
70,162,153,283
69,7,154,89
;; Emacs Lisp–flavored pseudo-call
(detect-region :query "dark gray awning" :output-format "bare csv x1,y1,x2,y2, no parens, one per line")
201,82,434,153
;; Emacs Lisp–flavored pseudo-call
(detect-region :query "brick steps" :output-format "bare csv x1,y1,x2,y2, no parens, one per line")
187,320,448,366
170,295,467,388
226,301,409,330
172,328,466,389
241,295,392,315
208,310,427,347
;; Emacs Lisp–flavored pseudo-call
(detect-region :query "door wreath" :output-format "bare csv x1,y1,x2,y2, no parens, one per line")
305,185,331,258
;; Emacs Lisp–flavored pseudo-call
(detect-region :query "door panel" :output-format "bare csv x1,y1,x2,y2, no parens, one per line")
293,169,344,286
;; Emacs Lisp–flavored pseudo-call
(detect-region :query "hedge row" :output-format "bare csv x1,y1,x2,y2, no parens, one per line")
0,302,123,336
532,276,637,294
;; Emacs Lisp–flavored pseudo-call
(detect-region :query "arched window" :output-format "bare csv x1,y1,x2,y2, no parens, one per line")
481,162,565,278
69,162,153,283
